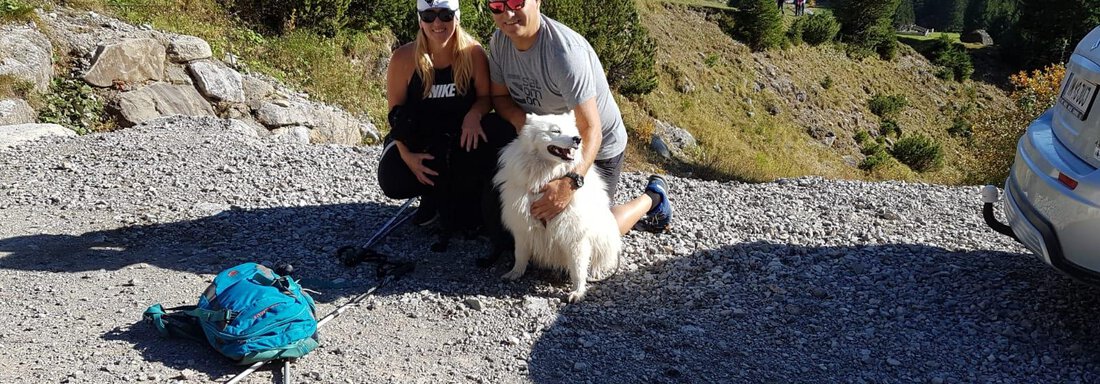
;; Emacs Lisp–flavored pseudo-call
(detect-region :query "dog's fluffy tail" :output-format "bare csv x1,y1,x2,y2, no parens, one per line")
589,226,623,281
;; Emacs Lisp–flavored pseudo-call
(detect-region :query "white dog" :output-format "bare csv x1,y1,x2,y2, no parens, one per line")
494,112,622,303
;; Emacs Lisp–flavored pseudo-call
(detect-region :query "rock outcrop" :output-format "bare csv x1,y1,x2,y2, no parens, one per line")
25,8,380,146
0,99,35,126
0,123,75,149
117,83,215,125
83,38,166,87
0,24,53,93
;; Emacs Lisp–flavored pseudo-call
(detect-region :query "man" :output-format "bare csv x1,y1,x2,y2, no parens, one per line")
486,0,672,235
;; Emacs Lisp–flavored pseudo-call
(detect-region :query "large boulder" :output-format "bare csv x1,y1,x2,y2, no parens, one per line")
0,99,35,126
0,25,53,93
83,38,166,87
269,126,311,144
255,101,310,127
651,119,698,161
117,82,215,125
309,106,366,145
0,123,75,149
242,75,275,109
961,30,994,46
167,35,212,63
187,60,244,103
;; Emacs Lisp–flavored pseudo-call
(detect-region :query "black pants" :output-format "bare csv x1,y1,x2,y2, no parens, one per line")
377,113,517,232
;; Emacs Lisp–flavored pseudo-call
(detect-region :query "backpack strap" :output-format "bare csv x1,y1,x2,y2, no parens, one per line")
184,307,238,323
143,304,206,341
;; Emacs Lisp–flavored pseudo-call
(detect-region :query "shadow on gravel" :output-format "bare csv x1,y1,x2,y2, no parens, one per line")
528,241,1100,383
0,200,529,378
0,202,414,277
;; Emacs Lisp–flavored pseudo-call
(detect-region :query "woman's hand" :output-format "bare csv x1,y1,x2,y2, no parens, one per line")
460,112,487,152
399,149,438,186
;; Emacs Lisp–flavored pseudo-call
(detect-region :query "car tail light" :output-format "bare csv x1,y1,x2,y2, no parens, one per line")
1058,172,1079,190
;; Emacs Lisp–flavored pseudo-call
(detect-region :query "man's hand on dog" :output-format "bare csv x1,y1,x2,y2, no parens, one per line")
401,152,438,186
532,178,574,222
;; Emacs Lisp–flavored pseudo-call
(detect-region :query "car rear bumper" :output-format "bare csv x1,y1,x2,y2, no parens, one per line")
1004,111,1100,283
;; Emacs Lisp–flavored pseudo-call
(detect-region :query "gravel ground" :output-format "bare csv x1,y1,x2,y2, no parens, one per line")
1,116,1099,384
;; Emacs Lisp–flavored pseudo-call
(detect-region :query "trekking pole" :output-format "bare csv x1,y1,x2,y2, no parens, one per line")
225,262,414,384
318,262,414,327
363,197,416,249
223,196,415,382
338,197,418,267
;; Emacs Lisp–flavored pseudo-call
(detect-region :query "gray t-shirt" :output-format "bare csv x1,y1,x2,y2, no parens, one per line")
489,15,627,160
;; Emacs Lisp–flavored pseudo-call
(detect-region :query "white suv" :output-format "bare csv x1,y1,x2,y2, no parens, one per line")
984,25,1100,282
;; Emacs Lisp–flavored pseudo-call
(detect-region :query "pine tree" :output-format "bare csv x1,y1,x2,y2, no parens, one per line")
894,0,916,27
1006,0,1100,68
729,0,786,51
836,0,902,59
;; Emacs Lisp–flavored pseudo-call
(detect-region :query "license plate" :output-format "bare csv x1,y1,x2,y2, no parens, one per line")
1060,72,1098,120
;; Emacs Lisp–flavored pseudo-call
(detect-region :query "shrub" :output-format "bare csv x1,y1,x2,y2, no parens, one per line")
0,0,35,23
854,129,869,143
542,0,657,95
38,75,107,135
948,116,972,138
860,142,891,171
704,53,720,67
879,118,900,137
820,75,833,89
892,134,944,172
966,64,1065,183
787,18,805,46
800,12,840,46
728,0,785,51
930,34,973,82
868,93,908,118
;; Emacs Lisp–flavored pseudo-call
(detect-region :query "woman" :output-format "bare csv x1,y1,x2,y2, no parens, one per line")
379,0,514,235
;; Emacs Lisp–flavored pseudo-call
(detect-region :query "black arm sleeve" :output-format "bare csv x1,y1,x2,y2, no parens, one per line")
388,105,416,143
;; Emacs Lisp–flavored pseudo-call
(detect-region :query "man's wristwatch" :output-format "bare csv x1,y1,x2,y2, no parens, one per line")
563,172,584,190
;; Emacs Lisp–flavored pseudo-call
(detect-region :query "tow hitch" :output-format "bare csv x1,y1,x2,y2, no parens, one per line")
981,185,1019,242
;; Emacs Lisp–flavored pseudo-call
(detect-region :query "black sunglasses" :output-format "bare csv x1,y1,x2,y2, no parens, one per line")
487,0,524,14
419,9,456,23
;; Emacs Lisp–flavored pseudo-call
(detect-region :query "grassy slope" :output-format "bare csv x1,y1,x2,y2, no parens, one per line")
30,0,1015,184
618,1,1013,184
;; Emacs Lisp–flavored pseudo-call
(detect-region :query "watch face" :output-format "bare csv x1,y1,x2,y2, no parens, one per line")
567,173,583,189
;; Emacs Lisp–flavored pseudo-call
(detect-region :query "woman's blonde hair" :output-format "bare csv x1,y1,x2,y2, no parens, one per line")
414,16,480,99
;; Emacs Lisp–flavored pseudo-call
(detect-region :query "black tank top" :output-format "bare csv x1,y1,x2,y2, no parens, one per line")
403,66,477,151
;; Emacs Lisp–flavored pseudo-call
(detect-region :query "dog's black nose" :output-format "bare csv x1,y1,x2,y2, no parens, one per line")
572,136,582,144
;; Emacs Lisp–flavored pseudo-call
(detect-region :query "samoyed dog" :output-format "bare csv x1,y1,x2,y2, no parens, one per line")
494,112,622,303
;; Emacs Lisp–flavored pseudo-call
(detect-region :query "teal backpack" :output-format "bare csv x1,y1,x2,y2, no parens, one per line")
144,263,320,364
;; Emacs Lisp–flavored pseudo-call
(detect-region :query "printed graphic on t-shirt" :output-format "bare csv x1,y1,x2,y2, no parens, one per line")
428,83,456,99
513,77,542,107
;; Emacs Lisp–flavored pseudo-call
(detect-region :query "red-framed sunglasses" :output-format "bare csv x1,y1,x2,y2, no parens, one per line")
487,0,525,14
419,9,456,23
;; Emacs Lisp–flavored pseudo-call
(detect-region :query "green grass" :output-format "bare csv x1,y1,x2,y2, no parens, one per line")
662,0,732,10
897,31,959,42
0,0,36,23
897,31,986,50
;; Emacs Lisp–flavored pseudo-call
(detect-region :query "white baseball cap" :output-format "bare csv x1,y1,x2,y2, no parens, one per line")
417,0,459,11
